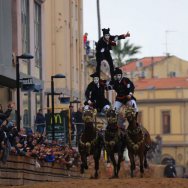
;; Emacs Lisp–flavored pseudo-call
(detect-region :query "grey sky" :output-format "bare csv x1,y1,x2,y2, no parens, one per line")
83,0,188,61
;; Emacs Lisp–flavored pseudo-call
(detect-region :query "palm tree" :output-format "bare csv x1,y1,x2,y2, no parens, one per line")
112,40,141,67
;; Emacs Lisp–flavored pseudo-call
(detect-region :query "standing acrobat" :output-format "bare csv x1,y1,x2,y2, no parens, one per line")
96,28,130,79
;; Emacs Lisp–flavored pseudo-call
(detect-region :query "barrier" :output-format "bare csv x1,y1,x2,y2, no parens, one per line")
0,155,81,186
0,156,167,186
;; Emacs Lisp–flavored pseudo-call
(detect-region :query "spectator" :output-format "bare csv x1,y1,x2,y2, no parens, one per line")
35,109,46,135
4,102,17,128
85,40,90,55
164,164,177,178
83,32,88,47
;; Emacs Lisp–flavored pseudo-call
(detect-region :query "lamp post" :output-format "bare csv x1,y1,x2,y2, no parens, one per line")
51,74,66,140
16,53,33,131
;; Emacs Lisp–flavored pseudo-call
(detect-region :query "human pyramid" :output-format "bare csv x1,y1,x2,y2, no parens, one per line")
84,28,138,121
79,28,152,179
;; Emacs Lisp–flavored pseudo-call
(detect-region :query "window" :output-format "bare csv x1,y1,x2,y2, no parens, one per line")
34,1,42,79
169,71,176,77
21,0,30,74
162,111,171,134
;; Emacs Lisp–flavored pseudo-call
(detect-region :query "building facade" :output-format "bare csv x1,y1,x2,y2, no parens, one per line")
0,0,46,130
122,56,188,82
135,77,188,166
43,0,85,110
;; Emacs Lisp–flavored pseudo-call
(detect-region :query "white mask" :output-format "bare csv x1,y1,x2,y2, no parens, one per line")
93,77,99,84
104,34,110,41
116,74,122,81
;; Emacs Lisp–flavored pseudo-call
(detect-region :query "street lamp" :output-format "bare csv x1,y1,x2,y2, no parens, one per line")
16,53,33,131
51,73,66,140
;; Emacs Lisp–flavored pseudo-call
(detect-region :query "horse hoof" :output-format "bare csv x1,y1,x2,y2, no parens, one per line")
140,173,144,178
144,163,148,169
109,175,118,179
90,175,98,179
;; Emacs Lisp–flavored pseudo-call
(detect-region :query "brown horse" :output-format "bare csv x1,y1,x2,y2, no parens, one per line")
124,106,151,178
104,108,126,178
78,108,103,178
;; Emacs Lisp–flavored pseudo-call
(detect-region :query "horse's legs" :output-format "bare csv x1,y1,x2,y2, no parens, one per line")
144,148,149,168
139,154,144,178
116,150,124,178
128,151,135,178
109,152,117,178
80,153,87,174
93,150,101,179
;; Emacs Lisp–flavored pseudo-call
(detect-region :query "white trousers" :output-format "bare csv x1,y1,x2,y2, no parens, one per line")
84,104,110,112
113,99,138,113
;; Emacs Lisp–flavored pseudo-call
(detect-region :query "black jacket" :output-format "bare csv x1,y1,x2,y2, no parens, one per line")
85,80,110,112
85,80,107,102
96,35,125,53
110,77,135,103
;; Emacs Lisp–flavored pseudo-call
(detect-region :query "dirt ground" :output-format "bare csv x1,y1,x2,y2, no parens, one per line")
1,158,188,188
1,178,187,188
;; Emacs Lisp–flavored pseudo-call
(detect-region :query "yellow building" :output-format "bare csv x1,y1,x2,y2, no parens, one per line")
122,56,188,82
135,77,188,166
43,0,85,108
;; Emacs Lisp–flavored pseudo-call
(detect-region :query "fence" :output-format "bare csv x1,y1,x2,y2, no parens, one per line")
0,155,81,186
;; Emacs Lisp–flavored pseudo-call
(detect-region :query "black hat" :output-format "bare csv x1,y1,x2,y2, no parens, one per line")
114,67,122,75
90,72,100,78
102,28,110,36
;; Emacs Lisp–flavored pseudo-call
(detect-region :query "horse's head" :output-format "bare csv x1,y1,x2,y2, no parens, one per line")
124,106,136,122
82,108,97,123
106,108,118,124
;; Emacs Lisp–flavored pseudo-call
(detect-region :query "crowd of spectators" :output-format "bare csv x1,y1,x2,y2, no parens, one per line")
0,102,80,169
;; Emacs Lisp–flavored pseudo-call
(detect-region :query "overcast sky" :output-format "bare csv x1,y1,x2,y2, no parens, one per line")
83,0,188,61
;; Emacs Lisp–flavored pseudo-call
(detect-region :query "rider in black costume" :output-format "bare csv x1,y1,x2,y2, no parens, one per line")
84,72,110,113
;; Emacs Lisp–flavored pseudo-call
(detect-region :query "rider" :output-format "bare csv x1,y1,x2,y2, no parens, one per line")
109,67,139,121
84,72,110,114
96,28,130,80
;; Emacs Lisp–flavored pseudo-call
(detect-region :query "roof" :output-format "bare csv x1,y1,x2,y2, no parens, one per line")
121,56,167,72
135,77,188,90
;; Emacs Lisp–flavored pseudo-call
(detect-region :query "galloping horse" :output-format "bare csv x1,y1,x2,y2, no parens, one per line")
104,108,126,178
78,108,103,178
124,106,151,177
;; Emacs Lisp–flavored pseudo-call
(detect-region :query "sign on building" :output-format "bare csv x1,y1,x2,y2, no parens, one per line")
45,110,69,143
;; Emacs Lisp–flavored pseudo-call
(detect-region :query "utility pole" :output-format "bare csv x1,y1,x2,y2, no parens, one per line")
96,0,101,39
165,30,176,56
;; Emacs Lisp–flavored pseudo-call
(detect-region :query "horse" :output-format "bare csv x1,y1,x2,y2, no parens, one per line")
124,106,151,178
104,108,126,178
78,108,103,178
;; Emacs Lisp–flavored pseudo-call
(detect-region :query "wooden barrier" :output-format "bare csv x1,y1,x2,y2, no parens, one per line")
0,155,167,186
0,155,81,186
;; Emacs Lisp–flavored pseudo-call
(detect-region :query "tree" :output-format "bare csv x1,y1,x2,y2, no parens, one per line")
112,40,141,67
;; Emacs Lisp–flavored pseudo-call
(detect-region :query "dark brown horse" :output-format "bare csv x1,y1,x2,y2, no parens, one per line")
104,108,126,178
78,108,103,178
124,106,151,178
